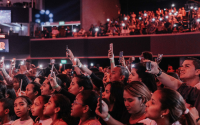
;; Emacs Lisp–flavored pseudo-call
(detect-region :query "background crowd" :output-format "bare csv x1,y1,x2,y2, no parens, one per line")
35,5,200,38
0,44,199,125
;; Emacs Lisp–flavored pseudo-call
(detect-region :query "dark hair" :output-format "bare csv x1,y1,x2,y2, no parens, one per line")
56,74,71,90
6,88,16,100
124,81,151,104
29,82,41,96
80,90,98,117
105,82,125,120
0,81,7,99
135,63,157,92
0,98,14,117
116,66,129,85
35,76,46,85
51,94,74,125
185,57,200,70
75,75,93,90
167,72,180,80
39,95,50,104
141,51,153,61
14,74,30,91
15,96,32,106
158,88,195,125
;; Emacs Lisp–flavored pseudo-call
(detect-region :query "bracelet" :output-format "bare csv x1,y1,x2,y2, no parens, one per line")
52,84,59,89
155,68,162,77
196,117,200,123
103,114,110,121
110,60,114,63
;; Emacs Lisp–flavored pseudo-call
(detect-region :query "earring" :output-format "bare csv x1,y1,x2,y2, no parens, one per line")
160,115,164,118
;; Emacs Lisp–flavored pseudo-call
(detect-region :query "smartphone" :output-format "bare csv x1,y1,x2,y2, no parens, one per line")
156,54,163,64
99,87,102,113
119,51,123,63
50,59,55,76
66,45,69,57
146,61,151,71
110,43,113,52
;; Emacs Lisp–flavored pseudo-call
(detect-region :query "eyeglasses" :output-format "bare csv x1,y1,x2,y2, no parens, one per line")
72,101,92,111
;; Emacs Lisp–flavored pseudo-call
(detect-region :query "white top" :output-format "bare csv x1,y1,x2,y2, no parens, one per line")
39,118,52,125
11,118,33,125
194,82,200,90
138,118,157,125
3,121,14,125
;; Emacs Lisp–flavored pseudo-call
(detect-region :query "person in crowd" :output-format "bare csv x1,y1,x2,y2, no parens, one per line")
51,26,59,38
40,78,56,96
146,88,195,125
43,94,74,125
89,24,95,37
127,63,157,92
41,27,49,38
59,26,66,37
35,27,41,38
12,96,34,125
31,95,52,124
78,28,86,37
13,74,30,96
0,81,7,99
96,81,156,125
71,90,101,125
0,98,15,125
25,82,41,102
6,87,16,100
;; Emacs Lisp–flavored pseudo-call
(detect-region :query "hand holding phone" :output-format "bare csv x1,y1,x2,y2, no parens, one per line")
99,87,102,113
119,51,123,64
155,54,163,64
66,45,69,58
108,43,114,59
50,59,55,77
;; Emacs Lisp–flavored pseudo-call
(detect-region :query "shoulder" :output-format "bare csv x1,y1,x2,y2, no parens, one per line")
138,118,157,125
85,119,101,125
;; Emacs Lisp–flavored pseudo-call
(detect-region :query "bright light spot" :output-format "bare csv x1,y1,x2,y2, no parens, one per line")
90,63,94,66
39,65,43,68
139,17,142,20
40,10,45,14
172,4,175,7
46,10,50,15
131,64,135,68
164,8,166,11
144,13,147,16
165,16,169,19
41,22,45,25
122,23,125,27
73,29,76,32
60,63,62,66
160,18,162,21
124,17,127,20
46,22,50,25
107,18,110,21
84,65,87,67
152,18,155,21
49,18,53,22
95,28,99,32
35,19,41,23
1,57,4,60
35,14,40,18
194,7,198,10
172,10,174,12
15,27,20,31
6,65,9,69
190,6,193,9
174,24,177,27
169,13,172,15
21,61,24,65
49,13,53,18
174,13,177,16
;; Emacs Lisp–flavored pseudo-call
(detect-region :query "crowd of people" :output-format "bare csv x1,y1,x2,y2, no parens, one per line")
0,44,199,125
35,6,200,38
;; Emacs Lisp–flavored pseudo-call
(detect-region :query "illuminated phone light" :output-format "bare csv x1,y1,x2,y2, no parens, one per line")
139,17,142,20
169,13,172,15
107,18,110,22
174,13,177,16
11,59,14,62
194,7,198,10
6,65,9,69
74,58,77,61
1,56,4,60
124,17,128,20
90,63,94,66
73,29,76,32
84,65,87,67
95,28,99,32
164,8,166,11
144,13,147,16
190,6,193,9
165,16,169,19
59,63,62,66
131,64,135,68
152,18,155,21
174,24,177,27
160,18,162,21
171,4,175,7
39,65,43,68
172,10,174,12
122,23,125,27
20,61,24,65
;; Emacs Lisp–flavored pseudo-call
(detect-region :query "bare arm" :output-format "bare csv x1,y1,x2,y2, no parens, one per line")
146,61,183,90
108,49,115,72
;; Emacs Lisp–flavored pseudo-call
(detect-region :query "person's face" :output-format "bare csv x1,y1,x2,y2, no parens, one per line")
145,90,163,120
40,79,52,95
123,90,144,114
0,102,5,117
180,60,199,80
25,84,37,101
13,78,20,90
110,67,122,82
14,98,30,118
68,77,81,96
31,96,44,116
102,84,111,102
25,62,31,69
128,68,141,83
71,93,84,117
43,97,56,116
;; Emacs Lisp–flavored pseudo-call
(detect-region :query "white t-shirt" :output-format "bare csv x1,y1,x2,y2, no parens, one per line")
11,118,33,125
138,118,157,125
39,118,52,125
3,121,14,125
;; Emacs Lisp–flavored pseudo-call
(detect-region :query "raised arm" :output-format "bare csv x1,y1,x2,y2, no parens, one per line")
108,44,115,72
145,60,182,90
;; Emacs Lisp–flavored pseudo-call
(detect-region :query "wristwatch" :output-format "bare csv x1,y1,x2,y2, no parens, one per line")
155,68,162,77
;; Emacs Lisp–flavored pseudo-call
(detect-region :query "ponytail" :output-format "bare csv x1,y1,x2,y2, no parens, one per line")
179,112,195,125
